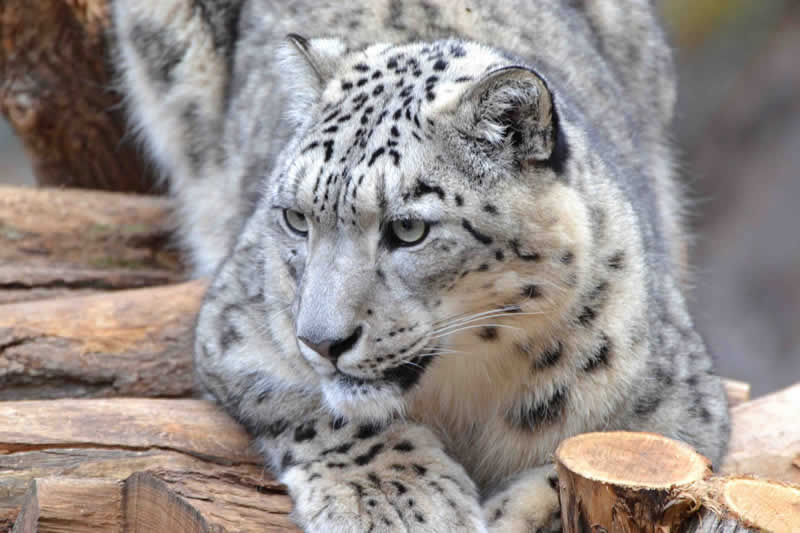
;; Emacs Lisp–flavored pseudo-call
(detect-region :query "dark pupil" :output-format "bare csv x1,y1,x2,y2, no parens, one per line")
401,220,414,231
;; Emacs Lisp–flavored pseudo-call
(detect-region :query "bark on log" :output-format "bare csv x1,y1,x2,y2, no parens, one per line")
556,432,713,532
0,281,205,400
0,0,159,192
0,186,182,304
555,432,800,533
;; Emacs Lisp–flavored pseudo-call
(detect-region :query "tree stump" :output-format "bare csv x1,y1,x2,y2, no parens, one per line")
556,431,800,533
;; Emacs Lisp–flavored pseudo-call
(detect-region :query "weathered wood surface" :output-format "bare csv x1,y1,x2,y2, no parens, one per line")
0,186,182,304
0,0,158,192
10,471,296,533
0,399,297,532
1,388,798,531
556,431,800,533
11,478,123,533
0,281,204,400
722,382,800,485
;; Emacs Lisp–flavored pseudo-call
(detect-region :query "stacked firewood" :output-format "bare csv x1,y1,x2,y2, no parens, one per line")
1,186,798,532
1,1,799,531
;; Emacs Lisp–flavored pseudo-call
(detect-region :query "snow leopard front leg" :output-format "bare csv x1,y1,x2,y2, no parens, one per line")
195,222,487,533
482,466,562,533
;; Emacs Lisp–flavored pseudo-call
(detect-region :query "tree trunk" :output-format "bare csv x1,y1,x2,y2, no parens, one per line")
0,0,159,192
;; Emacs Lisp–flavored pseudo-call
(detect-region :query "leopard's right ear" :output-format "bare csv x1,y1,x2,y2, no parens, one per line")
280,34,347,127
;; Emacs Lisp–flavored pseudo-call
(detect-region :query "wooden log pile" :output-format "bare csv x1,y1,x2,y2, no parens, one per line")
1,186,798,532
1,1,799,530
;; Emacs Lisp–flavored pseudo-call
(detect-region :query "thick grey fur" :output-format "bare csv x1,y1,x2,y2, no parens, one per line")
112,1,730,531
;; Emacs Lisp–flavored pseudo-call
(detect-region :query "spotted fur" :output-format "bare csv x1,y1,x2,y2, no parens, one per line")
113,1,729,531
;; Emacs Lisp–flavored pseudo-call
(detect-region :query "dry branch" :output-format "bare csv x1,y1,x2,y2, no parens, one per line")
0,281,204,400
555,431,800,533
0,186,182,304
0,0,158,192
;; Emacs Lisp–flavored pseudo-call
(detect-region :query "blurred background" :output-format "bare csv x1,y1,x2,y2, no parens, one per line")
1,1,798,396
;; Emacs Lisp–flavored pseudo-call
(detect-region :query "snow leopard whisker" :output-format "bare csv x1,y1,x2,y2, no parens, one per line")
431,323,523,340
431,311,543,336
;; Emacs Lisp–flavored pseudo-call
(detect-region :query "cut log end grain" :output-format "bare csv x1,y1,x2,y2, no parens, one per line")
717,478,800,533
556,431,711,489
124,473,213,533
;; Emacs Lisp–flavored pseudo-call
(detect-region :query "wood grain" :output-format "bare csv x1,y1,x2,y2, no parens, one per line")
0,186,182,304
0,281,204,400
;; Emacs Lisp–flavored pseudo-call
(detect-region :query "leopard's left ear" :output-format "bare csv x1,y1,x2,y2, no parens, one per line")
459,66,563,168
279,34,347,127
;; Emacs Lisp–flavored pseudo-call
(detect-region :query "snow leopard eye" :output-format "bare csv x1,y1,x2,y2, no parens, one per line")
283,209,309,236
389,219,429,246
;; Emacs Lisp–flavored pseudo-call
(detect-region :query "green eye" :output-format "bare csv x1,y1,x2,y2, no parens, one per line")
390,219,429,246
284,209,309,235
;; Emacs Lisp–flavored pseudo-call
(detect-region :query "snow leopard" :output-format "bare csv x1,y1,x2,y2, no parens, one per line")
112,0,730,531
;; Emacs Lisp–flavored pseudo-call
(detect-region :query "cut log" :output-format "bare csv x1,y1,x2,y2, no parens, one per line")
0,398,257,462
683,478,800,533
124,470,296,533
0,281,205,400
0,1,158,192
0,399,298,531
0,186,182,304
555,431,800,533
11,478,123,533
10,471,297,533
555,431,712,531
722,382,800,484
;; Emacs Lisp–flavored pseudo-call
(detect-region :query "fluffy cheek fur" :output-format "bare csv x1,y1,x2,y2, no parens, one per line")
434,181,590,331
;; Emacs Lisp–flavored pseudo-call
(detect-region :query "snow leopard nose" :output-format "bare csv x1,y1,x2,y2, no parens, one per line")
298,326,363,365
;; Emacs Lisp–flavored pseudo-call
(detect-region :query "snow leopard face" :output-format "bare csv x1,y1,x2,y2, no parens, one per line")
260,37,585,421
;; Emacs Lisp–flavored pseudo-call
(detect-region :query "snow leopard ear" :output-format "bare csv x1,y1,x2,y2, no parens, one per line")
280,34,347,127
460,66,562,169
